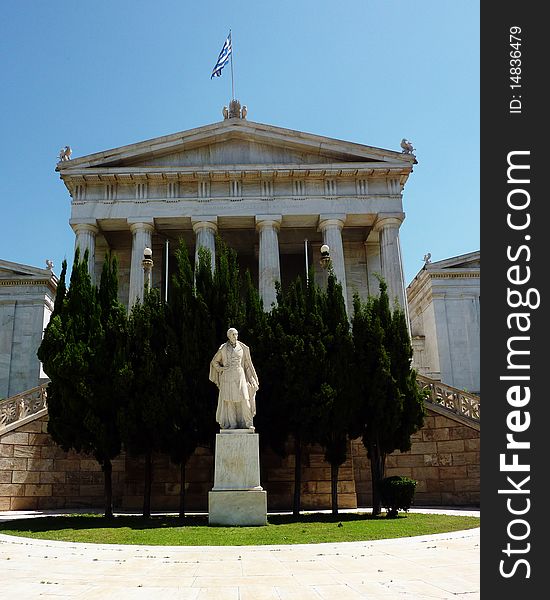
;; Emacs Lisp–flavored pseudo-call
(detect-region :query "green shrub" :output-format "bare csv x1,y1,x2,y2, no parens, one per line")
378,476,417,518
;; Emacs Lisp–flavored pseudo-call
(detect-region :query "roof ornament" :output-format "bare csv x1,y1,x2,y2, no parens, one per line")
228,99,241,119
224,99,247,120
46,259,54,271
58,145,72,162
423,252,432,266
400,138,415,155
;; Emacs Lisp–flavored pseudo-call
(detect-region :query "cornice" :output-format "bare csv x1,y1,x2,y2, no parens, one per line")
407,269,480,307
60,163,411,184
430,272,480,279
0,279,57,295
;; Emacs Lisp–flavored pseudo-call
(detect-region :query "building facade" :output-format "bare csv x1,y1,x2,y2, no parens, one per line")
407,251,480,394
0,260,56,399
57,109,416,314
0,113,482,511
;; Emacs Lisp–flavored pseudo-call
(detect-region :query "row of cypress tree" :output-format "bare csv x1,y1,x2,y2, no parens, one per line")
38,238,425,518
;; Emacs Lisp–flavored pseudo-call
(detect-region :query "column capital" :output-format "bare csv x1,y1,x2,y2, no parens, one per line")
373,212,406,231
192,217,218,234
128,218,155,234
318,214,346,231
70,220,98,234
255,215,282,232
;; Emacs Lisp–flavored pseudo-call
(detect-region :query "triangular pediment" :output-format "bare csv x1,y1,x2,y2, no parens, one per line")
123,137,377,168
0,259,54,281
428,251,480,271
56,118,416,173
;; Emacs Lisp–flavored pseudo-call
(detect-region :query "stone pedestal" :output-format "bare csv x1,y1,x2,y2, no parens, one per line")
208,431,267,526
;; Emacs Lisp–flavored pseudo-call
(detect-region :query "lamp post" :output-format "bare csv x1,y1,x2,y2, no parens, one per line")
319,244,331,270
142,247,153,292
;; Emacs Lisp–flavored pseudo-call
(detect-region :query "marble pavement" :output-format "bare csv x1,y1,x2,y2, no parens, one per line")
0,509,479,599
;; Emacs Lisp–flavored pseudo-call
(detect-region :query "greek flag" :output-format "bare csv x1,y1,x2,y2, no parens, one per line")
211,32,232,79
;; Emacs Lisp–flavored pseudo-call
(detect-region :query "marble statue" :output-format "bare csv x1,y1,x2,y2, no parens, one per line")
400,138,415,154
58,146,72,161
222,106,229,120
209,328,259,430
241,105,248,119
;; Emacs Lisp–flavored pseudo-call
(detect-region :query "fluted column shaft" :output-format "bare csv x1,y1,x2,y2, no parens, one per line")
128,221,154,309
72,222,98,282
256,216,282,310
374,214,408,317
319,215,348,313
192,218,218,273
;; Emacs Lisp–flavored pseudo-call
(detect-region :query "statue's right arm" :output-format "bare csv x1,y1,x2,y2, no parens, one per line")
210,346,225,373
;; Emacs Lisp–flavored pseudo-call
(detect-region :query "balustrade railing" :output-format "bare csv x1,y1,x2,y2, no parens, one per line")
417,374,480,424
0,377,479,435
0,384,48,434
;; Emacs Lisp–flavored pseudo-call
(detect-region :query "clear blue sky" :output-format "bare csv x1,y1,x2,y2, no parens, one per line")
0,0,479,285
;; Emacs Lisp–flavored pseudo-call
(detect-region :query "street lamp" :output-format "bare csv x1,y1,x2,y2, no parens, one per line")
320,244,331,269
142,247,153,291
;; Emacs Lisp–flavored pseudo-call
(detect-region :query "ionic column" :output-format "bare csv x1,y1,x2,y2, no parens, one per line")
192,218,218,273
319,215,348,312
128,220,154,309
71,221,98,282
374,213,408,317
256,215,282,310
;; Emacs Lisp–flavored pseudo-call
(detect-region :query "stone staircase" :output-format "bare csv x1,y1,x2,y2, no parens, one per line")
0,383,48,437
417,374,480,428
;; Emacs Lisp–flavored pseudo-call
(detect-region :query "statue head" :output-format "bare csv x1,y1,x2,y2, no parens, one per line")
227,327,238,345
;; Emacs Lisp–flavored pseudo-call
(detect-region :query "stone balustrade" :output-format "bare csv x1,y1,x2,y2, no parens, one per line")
0,384,48,436
417,374,480,424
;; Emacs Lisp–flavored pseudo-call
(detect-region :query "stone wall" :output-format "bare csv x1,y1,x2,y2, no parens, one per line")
0,416,357,512
261,442,357,511
1,407,478,512
0,416,125,511
353,406,480,506
121,449,213,512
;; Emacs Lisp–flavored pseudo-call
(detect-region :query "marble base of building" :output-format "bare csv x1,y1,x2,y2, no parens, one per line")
208,431,267,526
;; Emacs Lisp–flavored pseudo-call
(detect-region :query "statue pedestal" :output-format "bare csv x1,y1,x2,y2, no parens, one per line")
208,431,267,526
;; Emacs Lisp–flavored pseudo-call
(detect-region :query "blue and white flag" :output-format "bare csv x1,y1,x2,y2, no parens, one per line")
211,31,232,79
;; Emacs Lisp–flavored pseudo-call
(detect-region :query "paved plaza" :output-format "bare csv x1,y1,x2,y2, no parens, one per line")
0,509,479,599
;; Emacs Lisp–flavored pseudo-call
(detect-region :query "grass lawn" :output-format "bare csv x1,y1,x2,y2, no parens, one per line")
0,512,479,546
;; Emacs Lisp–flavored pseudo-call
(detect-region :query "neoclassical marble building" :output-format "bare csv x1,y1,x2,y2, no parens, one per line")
0,260,56,398
57,107,416,315
407,251,480,394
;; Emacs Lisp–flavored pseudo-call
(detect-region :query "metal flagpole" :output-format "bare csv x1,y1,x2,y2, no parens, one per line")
164,239,169,302
229,29,235,100
305,238,309,282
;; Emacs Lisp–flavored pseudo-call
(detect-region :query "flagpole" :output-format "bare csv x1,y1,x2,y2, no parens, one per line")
229,29,235,101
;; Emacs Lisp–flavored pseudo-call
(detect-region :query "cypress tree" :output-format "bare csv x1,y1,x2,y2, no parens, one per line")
388,303,426,454
351,278,425,515
167,242,217,517
315,272,355,515
38,249,124,517
210,236,246,338
91,253,127,517
123,287,171,517
267,275,326,515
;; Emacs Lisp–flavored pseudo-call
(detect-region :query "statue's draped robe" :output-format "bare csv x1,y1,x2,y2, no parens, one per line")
209,341,259,429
